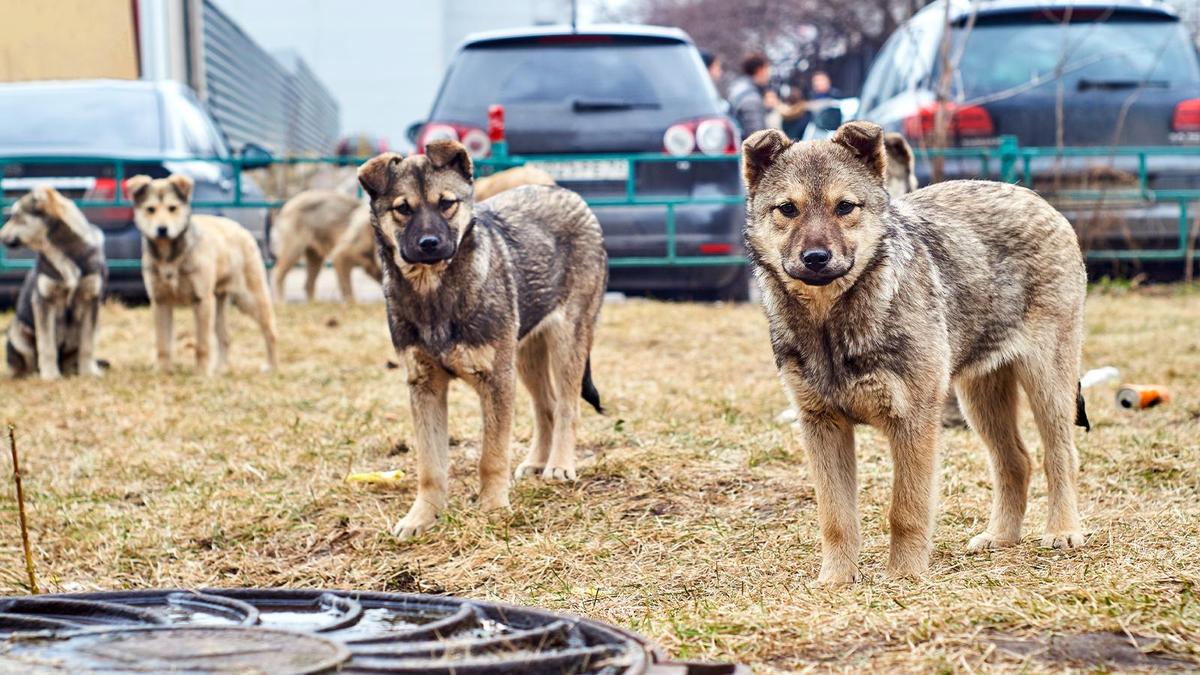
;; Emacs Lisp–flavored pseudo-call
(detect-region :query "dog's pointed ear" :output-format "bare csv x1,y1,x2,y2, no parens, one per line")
30,185,65,220
125,175,153,204
832,121,886,181
425,140,473,183
742,129,792,193
358,152,404,201
167,174,194,203
884,132,914,170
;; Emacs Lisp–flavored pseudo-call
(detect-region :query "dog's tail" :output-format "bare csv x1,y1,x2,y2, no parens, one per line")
581,357,603,414
1075,381,1090,432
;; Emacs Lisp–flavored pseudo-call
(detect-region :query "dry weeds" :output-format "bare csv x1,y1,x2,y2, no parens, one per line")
1,287,1198,672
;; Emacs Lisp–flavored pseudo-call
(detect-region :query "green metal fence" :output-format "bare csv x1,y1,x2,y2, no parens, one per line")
3,136,1199,274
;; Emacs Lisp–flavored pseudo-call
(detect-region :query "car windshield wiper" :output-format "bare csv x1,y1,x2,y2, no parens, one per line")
1077,78,1169,91
571,98,661,112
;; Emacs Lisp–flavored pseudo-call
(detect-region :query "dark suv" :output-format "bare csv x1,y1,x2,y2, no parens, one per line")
0,79,272,300
412,26,748,300
851,0,1200,250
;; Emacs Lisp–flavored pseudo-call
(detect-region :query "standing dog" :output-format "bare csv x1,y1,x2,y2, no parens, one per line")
270,189,363,304
1,187,106,379
357,141,606,539
743,122,1088,584
329,165,555,303
127,174,278,374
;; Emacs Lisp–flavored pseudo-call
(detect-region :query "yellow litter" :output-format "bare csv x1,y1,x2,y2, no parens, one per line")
345,469,405,485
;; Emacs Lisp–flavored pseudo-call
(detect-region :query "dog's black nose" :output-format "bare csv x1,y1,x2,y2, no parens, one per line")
156,226,168,238
418,235,441,251
802,248,831,271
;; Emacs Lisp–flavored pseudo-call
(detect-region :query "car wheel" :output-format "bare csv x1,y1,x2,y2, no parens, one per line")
715,265,752,302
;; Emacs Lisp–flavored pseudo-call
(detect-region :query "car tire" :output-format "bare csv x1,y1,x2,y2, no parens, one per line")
715,265,752,302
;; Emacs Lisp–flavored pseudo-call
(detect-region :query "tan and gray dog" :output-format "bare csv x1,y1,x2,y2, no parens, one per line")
329,165,555,303
270,189,362,304
1,186,106,379
127,174,278,375
357,141,606,539
742,121,1088,584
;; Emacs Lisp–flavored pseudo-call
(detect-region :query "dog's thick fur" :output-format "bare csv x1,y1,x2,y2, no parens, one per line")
1,187,106,379
743,122,1088,584
270,189,363,304
328,165,555,303
358,141,606,539
127,174,278,374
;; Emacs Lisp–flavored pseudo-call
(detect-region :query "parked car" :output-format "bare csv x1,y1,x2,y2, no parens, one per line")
410,25,748,300
834,0,1200,250
0,79,273,301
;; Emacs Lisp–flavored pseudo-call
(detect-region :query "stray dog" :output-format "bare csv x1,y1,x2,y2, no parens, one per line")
357,141,606,538
1,187,106,379
127,174,278,374
329,165,556,303
270,189,363,304
743,122,1088,584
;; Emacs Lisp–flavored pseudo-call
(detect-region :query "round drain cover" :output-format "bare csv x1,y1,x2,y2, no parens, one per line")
0,625,349,674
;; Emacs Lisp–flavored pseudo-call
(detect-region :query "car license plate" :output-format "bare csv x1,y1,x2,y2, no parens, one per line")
528,159,629,182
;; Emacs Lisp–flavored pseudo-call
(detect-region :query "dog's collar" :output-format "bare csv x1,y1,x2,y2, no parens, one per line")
145,217,194,263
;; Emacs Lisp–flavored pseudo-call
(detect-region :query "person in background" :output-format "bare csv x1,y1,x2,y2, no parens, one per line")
728,53,771,136
778,86,810,139
808,70,842,100
700,49,723,85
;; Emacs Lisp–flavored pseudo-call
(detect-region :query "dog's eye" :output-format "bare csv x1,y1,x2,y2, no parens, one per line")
146,206,156,215
776,202,798,218
834,201,858,217
394,202,412,216
167,205,177,213
439,197,458,211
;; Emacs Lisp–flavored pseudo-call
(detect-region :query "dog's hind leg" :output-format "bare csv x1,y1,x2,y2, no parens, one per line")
394,352,451,539
213,294,232,373
1016,339,1086,549
193,296,216,375
330,245,357,304
303,249,323,302
958,363,1031,550
233,271,279,372
515,331,555,479
270,242,303,306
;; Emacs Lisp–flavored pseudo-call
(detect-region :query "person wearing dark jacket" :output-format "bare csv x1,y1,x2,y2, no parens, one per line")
728,53,770,136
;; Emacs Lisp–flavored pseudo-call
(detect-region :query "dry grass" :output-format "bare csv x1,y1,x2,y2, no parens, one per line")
1,286,1198,671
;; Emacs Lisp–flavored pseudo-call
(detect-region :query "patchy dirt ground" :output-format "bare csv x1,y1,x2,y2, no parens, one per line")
1,287,1198,671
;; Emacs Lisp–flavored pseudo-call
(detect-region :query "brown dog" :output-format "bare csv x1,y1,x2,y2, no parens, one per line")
743,122,1088,583
127,174,278,374
357,142,606,538
270,189,362,304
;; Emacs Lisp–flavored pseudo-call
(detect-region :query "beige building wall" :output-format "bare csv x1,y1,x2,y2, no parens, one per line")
0,0,140,82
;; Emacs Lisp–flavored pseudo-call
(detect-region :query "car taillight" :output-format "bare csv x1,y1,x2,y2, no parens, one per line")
662,117,738,157
417,122,492,158
902,103,994,141
1173,99,1200,132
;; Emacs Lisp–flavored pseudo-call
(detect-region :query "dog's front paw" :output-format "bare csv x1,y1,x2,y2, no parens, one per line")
39,369,62,382
967,531,1020,552
479,490,511,512
514,462,544,480
392,510,439,540
541,465,577,482
1041,531,1086,549
816,562,861,586
82,361,104,377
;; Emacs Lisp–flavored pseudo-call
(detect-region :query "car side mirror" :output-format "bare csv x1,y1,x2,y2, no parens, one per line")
406,122,423,146
814,106,844,132
239,142,274,170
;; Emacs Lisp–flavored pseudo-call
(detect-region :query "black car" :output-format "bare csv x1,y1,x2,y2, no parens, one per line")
846,0,1200,249
411,25,748,300
0,79,272,300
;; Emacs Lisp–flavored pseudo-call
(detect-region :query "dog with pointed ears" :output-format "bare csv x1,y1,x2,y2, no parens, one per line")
742,121,1089,584
356,141,607,539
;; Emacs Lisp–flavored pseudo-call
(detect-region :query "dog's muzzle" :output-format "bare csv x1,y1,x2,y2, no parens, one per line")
0,235,20,249
782,254,853,286
399,233,457,265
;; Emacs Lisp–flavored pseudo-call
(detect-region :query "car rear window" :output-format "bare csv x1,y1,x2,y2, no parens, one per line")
952,19,1200,99
0,87,162,153
433,41,720,119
